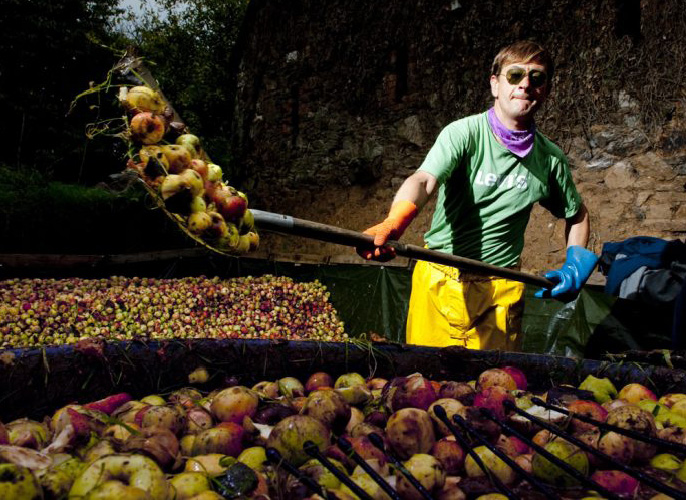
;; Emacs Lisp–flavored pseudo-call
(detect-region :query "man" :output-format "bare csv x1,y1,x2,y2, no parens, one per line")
357,40,597,351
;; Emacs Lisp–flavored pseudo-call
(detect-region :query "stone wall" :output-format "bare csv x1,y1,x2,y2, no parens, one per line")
230,0,686,276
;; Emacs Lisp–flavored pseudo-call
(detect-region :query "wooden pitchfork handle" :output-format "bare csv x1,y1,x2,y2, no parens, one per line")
251,209,555,289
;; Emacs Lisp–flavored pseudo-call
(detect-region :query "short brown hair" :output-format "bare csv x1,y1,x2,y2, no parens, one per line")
491,40,554,81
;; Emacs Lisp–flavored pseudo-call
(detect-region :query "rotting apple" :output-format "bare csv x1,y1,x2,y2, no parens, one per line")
130,112,166,145
210,386,259,424
301,389,351,435
266,414,331,467
396,453,446,500
617,383,657,404
386,407,436,459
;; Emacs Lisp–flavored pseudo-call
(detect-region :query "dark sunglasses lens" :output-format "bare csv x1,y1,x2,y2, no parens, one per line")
529,70,547,87
505,68,526,85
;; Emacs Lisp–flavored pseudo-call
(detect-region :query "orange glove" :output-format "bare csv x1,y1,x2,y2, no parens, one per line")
357,200,418,261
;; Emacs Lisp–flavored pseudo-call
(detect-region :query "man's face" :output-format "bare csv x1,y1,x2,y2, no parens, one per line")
490,59,550,129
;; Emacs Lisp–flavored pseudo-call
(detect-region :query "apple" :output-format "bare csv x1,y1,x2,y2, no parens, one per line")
176,134,202,159
346,435,387,465
122,86,166,114
618,383,657,403
430,436,465,475
140,395,166,406
566,400,608,433
531,439,589,487
210,386,259,424
206,163,223,182
500,366,528,390
161,144,193,174
170,471,211,499
606,405,657,462
301,389,351,435
659,393,686,409
477,368,517,392
671,399,686,418
385,408,436,459
184,454,232,476
578,375,618,404
135,405,185,434
192,423,245,457
187,212,212,235
130,112,166,144
465,445,516,485
428,398,466,436
204,212,229,239
215,192,248,222
185,407,214,435
266,415,331,466
388,374,438,412
251,381,280,399
396,454,446,500
598,431,635,465
6,418,48,449
278,377,305,398
240,209,255,233
649,453,682,472
237,446,268,472
305,372,334,393
124,427,180,470
138,146,169,181
472,386,515,421
179,169,204,197
590,470,639,496
438,381,475,405
345,407,365,434
0,464,42,499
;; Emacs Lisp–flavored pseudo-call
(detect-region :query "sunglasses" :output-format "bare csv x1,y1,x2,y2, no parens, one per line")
502,66,548,88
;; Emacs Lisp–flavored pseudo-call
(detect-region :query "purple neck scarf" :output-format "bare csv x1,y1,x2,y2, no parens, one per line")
487,107,536,157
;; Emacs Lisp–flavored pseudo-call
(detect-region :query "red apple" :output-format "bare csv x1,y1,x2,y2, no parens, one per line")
500,366,528,391
472,386,515,421
430,436,465,475
306,372,334,393
215,192,248,222
388,374,438,412
590,470,639,496
192,422,245,457
617,383,657,404
567,400,608,433
190,158,209,180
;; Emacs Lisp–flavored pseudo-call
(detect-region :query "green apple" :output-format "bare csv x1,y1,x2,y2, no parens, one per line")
169,471,211,499
578,375,618,404
465,445,516,485
237,446,268,472
141,395,166,406
532,439,589,487
650,453,682,472
0,464,42,499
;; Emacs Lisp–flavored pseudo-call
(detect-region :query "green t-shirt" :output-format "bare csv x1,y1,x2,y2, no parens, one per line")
418,111,582,267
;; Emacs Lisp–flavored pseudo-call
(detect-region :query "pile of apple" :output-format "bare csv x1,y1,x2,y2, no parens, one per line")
1,365,685,500
0,275,347,348
120,85,258,254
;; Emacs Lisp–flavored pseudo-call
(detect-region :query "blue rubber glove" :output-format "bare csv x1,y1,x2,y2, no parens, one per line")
535,246,598,300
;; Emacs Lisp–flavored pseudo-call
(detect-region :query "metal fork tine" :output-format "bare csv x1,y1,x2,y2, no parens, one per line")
367,432,438,500
431,406,519,500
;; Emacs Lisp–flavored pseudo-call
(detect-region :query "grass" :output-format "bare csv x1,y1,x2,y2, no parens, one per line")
0,164,189,255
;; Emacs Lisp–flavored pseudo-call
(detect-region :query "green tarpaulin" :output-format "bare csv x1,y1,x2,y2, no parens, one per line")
2,254,674,358
172,257,673,358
